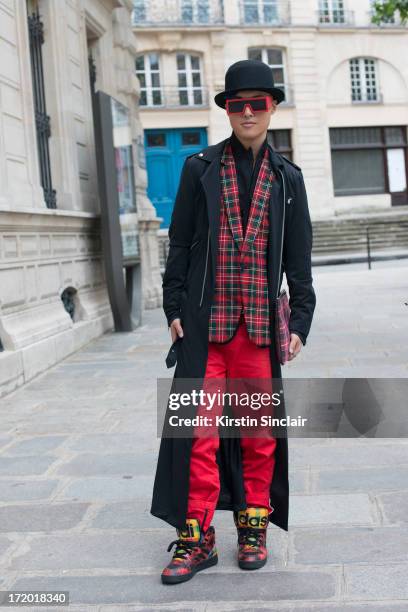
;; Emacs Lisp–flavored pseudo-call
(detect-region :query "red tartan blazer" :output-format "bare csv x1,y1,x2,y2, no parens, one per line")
208,140,276,346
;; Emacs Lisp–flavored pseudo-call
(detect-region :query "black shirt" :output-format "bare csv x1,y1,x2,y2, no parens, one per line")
229,130,269,235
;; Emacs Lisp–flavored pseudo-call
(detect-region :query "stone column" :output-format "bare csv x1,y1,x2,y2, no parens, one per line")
290,0,335,217
112,4,162,310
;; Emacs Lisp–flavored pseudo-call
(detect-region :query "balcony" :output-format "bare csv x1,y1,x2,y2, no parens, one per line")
132,0,224,27
139,86,210,109
317,8,355,26
239,0,291,27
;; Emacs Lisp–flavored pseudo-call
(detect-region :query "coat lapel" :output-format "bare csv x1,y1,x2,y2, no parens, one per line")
199,139,226,283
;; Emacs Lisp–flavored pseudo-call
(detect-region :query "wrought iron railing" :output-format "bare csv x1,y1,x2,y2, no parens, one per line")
139,86,209,108
27,6,56,209
239,0,290,26
317,8,355,25
132,0,224,26
351,91,384,104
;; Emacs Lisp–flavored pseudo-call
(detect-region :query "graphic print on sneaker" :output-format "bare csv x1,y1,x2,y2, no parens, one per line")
234,507,269,570
237,507,269,529
161,517,218,584
177,519,201,542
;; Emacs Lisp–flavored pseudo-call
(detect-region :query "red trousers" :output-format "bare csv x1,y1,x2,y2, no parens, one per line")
187,314,277,532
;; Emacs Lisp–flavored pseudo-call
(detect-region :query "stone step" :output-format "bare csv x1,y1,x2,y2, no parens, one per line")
311,212,408,254
313,234,408,244
314,227,408,234
314,232,408,242
314,223,408,230
313,244,408,254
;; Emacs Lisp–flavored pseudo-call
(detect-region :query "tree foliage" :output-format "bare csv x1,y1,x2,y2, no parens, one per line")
370,0,408,25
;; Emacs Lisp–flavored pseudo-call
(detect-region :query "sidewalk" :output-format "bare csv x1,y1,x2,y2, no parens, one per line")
0,262,407,610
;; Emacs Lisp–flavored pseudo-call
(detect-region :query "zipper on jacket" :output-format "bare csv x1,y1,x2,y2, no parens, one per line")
276,167,286,299
199,227,210,307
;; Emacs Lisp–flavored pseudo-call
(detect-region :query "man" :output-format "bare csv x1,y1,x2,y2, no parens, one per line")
151,59,316,584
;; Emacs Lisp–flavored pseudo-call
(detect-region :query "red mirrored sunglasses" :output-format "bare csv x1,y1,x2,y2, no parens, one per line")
225,95,274,115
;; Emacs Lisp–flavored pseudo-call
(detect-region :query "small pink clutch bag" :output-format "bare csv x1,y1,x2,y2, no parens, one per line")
275,174,291,366
275,288,291,365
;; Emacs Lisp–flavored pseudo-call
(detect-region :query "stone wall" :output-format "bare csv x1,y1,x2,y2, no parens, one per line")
0,0,162,396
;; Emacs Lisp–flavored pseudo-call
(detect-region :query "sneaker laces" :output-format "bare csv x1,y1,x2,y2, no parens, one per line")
238,527,264,549
167,538,197,560
167,512,207,560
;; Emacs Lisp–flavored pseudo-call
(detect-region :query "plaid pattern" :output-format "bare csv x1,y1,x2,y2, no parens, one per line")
161,518,218,584
275,289,291,365
208,139,275,346
234,507,269,570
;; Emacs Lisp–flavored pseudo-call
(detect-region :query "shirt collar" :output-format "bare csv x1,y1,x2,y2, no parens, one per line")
230,130,269,161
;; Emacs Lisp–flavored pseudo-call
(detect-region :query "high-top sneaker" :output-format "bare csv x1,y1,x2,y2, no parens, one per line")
234,507,269,570
161,517,218,584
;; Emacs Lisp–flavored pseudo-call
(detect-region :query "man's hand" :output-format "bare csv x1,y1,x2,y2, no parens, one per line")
287,333,302,361
170,318,184,343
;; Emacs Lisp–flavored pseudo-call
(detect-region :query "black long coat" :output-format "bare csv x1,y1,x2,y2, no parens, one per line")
151,136,316,533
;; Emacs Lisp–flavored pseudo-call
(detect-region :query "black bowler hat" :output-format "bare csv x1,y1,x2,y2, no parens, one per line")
214,59,285,109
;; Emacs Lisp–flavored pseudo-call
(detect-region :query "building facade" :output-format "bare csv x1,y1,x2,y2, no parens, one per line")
133,0,408,228
0,0,162,397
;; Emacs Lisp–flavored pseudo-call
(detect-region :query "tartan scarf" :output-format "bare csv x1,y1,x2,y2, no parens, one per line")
208,138,276,346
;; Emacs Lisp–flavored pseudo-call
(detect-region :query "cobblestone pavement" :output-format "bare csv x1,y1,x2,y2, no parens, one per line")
0,262,407,611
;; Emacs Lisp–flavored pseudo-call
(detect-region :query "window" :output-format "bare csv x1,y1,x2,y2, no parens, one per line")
136,53,206,108
267,129,292,160
248,48,287,102
181,0,210,23
132,0,220,25
242,0,279,24
182,131,201,145
176,53,203,106
27,4,56,208
349,58,379,103
318,0,345,23
135,53,162,106
329,126,407,196
133,0,146,23
146,133,166,147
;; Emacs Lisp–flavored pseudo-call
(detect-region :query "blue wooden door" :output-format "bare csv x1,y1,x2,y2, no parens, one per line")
145,128,208,228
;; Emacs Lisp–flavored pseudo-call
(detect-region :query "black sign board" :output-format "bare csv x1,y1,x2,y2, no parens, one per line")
92,90,142,331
